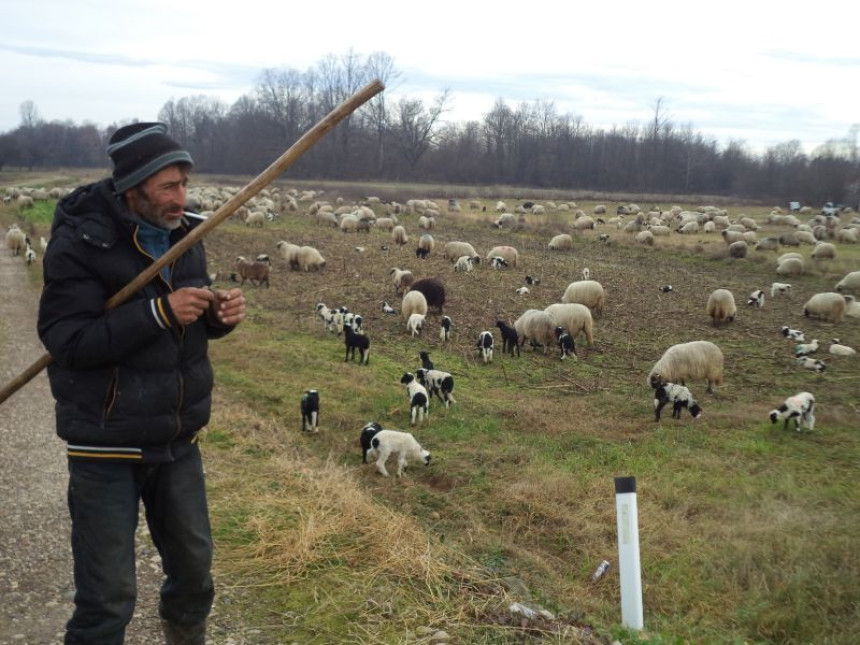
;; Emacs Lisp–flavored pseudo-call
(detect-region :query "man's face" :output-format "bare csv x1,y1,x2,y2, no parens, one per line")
125,164,189,230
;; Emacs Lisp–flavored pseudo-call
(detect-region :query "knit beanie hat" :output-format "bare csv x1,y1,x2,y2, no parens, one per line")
107,122,193,193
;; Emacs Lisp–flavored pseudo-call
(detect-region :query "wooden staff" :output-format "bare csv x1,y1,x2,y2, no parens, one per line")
0,79,385,406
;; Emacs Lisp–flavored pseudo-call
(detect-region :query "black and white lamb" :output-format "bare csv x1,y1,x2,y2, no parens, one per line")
747,289,765,307
419,350,434,371
658,285,673,293
382,301,396,314
653,383,703,422
416,367,456,408
555,326,577,361
359,421,383,463
795,339,819,357
525,275,541,286
400,372,429,425
364,429,431,477
769,391,815,431
344,325,370,365
300,389,320,433
494,320,520,357
490,256,509,269
439,315,452,341
796,357,826,373
781,326,805,342
477,330,494,364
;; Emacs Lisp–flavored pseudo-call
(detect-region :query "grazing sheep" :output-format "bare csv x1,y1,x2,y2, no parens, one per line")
418,215,435,230
771,283,791,298
300,389,320,433
754,237,780,252
572,216,596,230
828,339,857,356
653,383,702,421
795,339,820,357
417,233,435,255
407,313,426,337
5,226,26,256
548,234,573,250
439,316,452,341
400,372,429,425
836,228,859,243
525,275,541,286
391,225,408,246
781,326,805,341
415,247,430,260
561,280,605,314
360,422,384,463
416,368,456,407
516,286,529,295
635,230,655,246
276,240,301,268
401,290,428,323
796,357,826,373
727,240,748,258
544,303,595,345
834,271,860,294
365,429,431,477
408,278,446,312
486,245,519,268
803,293,847,323
513,310,557,355
296,246,326,272
443,241,478,262
747,289,765,308
647,340,724,393
776,257,804,276
244,211,265,227
390,268,414,294
234,256,270,287
769,392,816,431
382,301,396,314
495,320,520,357
344,325,370,365
453,255,477,272
811,242,836,260
477,330,494,363
555,326,577,360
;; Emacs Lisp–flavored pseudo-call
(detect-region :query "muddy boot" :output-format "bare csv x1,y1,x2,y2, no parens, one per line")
161,619,206,645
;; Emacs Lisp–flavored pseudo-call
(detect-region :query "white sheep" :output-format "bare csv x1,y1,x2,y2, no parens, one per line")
548,234,573,250
5,226,26,256
365,429,431,477
834,271,860,294
803,293,846,323
845,295,860,319
485,245,519,268
453,255,475,272
406,313,426,337
516,286,529,295
400,373,429,425
296,246,326,272
771,283,791,298
635,230,655,246
276,240,301,269
769,392,815,432
728,241,748,258
811,242,836,260
391,225,408,246
244,210,265,227
795,339,820,357
706,289,736,326
647,340,724,393
443,241,478,262
544,303,594,345
513,309,557,355
401,290,428,323
390,268,414,294
776,258,804,276
828,339,857,356
561,280,605,314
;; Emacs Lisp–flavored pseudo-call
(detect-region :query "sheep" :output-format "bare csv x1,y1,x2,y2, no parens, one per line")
678,221,699,234
747,289,765,307
582,268,591,280
811,242,836,260
5,226,26,256
781,326,805,341
659,285,673,293
845,295,860,318
315,303,334,330
374,216,396,231
401,290,428,326
408,278,446,312
769,392,815,431
495,212,516,229
727,241,748,258
561,280,605,314
836,228,859,243
344,325,370,365
300,389,320,433
24,242,36,265
828,339,857,356
391,225,408,246
777,252,804,264
439,315,452,341
754,237,780,252
477,330,494,363
234,256,270,287
635,230,655,246
416,368,456,407
647,340,724,393
407,313,426,337
400,372,429,425
834,271,860,294
796,357,826,373
390,268,414,294
365,429,431,477
453,255,476,272
548,234,573,250
419,351,434,371
418,215,436,230
443,241,478,262
795,339,820,357
803,293,847,323
516,286,529,295
244,211,265,227
776,258,804,276
572,216,596,230
771,283,792,298
544,303,595,346
525,275,541,286
513,309,557,355
653,383,702,422
597,233,610,243
486,245,519,268
495,320,520,357
275,240,301,268
722,229,745,245
490,256,509,269
296,246,326,272
382,301,396,314
360,422,383,463
555,326,577,361
417,234,435,256
415,247,430,260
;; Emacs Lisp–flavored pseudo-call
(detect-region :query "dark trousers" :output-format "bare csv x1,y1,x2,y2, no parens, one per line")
64,444,214,645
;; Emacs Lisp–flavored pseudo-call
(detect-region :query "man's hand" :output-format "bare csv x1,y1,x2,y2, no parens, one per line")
167,287,216,325
210,288,246,326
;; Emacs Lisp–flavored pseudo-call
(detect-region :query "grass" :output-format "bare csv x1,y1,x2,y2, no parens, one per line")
3,179,859,644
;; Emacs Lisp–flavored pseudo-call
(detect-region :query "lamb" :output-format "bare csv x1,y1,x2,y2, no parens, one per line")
400,372,429,425
407,312,426,336
495,320,520,357
443,241,478,262
706,289,737,326
544,303,595,345
24,242,36,265
561,280,605,314
769,392,815,431
781,326,805,341
803,293,847,323
659,285,673,293
525,275,541,286
747,289,764,308
408,278,446,312
828,339,857,356
382,301,396,314
419,350,434,371
439,316,452,341
401,290,428,324
296,246,326,272
795,339,819,357
647,340,724,393
516,287,529,295
360,422,383,463
486,245,519,268
477,330,494,363
771,283,791,298
344,325,370,365
234,256,270,287
315,303,334,330
513,309,556,355
653,383,702,421
453,255,478,272
390,268,414,294
364,429,431,477
416,368,456,407
300,389,320,433
796,357,826,373
548,234,573,250
490,256,509,269
834,271,860,294
555,326,577,361
581,267,591,280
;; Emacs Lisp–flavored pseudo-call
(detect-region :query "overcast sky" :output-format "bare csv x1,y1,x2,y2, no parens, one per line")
3,1,858,155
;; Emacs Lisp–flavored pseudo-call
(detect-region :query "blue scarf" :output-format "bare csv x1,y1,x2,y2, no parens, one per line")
136,221,172,282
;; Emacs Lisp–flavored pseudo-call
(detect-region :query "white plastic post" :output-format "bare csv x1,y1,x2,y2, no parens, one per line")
615,476,644,631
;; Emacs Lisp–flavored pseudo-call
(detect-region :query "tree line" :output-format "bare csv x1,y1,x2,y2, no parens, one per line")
1,50,858,207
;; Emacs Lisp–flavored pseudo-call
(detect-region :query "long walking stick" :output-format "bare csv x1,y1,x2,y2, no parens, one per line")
0,79,385,405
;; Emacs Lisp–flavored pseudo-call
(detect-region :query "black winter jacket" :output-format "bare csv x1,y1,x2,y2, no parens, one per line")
38,179,233,462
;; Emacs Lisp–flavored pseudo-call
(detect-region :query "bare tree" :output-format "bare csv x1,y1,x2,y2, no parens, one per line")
390,90,451,173
365,51,402,175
